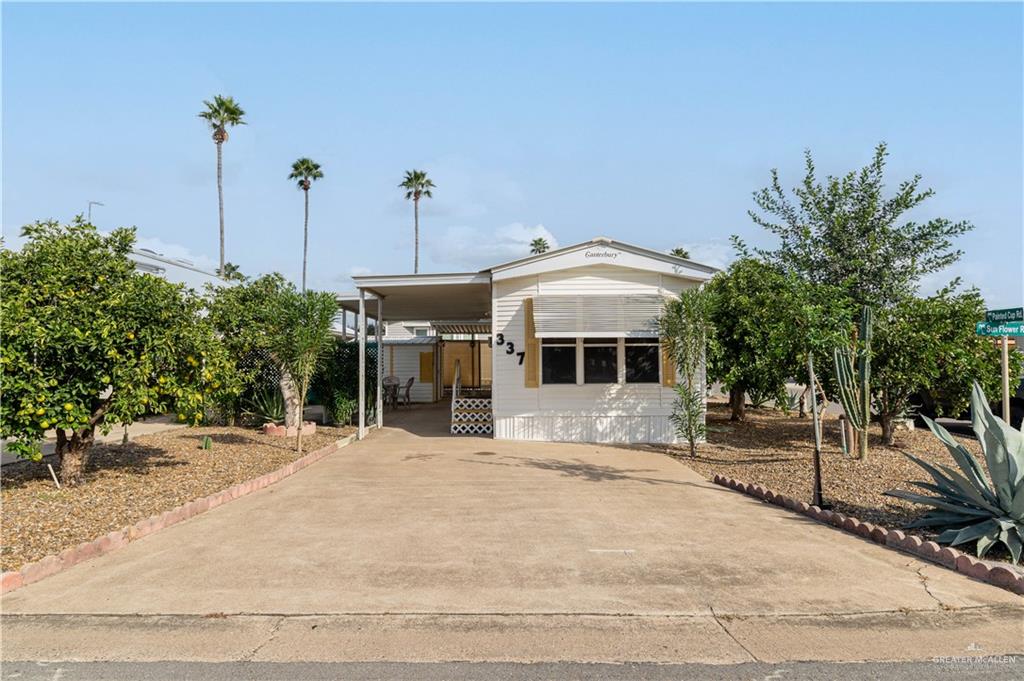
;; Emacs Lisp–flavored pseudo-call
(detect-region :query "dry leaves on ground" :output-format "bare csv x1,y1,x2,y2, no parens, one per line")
671,402,982,530
1,424,354,572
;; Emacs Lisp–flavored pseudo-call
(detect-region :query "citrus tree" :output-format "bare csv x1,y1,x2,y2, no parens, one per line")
871,287,1020,444
0,219,237,485
706,257,853,420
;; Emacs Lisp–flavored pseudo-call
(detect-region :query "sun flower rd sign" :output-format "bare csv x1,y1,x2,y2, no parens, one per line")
976,307,1022,424
975,321,1024,337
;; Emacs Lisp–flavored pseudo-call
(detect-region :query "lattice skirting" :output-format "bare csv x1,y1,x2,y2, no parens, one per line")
452,398,492,410
452,411,492,422
451,422,494,435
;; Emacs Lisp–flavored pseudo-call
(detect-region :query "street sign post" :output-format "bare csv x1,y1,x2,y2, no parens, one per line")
977,308,1022,424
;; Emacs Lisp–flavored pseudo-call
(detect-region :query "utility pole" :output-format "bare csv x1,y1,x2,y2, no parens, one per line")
87,201,104,222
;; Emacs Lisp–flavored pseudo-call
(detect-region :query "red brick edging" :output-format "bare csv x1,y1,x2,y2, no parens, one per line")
712,474,1024,596
1,434,357,596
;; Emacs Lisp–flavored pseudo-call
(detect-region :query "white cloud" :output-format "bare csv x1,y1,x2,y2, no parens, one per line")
676,239,735,271
427,223,558,270
133,235,219,273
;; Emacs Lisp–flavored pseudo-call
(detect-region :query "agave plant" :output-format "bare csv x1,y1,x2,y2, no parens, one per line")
242,388,286,425
885,382,1023,563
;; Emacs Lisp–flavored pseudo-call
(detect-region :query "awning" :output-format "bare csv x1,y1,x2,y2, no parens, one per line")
336,272,491,322
533,295,666,338
382,337,440,346
431,320,492,335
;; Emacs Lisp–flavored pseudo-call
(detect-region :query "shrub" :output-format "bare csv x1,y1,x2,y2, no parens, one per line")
885,383,1023,563
243,388,286,425
331,394,358,426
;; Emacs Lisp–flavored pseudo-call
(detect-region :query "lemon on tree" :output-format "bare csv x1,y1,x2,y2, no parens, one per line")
0,219,239,486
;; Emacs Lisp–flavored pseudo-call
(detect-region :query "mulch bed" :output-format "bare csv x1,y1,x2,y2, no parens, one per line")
668,402,983,531
1,424,354,572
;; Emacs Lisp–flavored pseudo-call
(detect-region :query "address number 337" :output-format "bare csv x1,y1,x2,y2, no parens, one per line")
494,333,526,366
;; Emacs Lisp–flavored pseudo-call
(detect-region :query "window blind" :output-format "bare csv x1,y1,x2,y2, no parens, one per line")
533,295,664,338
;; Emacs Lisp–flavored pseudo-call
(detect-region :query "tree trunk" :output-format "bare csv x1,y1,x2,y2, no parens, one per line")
279,369,301,428
413,197,420,274
296,378,308,454
57,427,95,487
729,385,746,421
798,386,808,418
302,188,309,292
880,414,895,446
216,140,225,273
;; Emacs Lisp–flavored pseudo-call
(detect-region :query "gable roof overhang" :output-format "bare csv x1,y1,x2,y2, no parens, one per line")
488,237,718,282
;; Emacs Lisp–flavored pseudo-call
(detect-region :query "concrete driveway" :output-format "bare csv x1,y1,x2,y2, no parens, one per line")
3,404,1022,664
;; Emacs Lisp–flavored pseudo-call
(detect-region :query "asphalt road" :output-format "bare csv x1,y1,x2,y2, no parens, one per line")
3,660,1023,681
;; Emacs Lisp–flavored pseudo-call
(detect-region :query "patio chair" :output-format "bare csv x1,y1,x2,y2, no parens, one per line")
383,375,400,410
402,376,415,407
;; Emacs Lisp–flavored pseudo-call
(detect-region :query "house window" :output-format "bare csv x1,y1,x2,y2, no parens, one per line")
583,338,618,384
542,338,576,384
625,337,660,383
414,328,428,337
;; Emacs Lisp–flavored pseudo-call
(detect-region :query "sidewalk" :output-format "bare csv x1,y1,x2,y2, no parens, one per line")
1,416,186,467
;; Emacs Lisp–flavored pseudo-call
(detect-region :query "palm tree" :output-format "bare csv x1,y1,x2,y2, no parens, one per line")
288,158,324,291
198,95,246,274
529,237,550,255
399,170,435,273
670,247,690,259
217,262,246,282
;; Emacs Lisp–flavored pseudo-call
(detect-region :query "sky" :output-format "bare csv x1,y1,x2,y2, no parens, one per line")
3,2,1022,306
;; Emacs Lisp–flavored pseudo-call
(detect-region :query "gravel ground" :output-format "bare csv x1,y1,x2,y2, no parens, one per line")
1,424,354,572
668,402,985,531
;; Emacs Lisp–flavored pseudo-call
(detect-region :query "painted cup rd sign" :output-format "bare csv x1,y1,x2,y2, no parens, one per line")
976,320,1024,336
986,307,1024,324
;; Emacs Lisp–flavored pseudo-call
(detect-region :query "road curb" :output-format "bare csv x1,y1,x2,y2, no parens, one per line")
2,433,358,596
711,474,1024,596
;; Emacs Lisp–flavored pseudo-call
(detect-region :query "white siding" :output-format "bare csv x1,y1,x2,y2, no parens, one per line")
387,345,437,403
384,321,436,339
492,264,703,444
384,321,414,339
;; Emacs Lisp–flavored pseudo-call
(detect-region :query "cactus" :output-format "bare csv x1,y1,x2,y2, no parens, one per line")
833,306,873,459
200,435,213,450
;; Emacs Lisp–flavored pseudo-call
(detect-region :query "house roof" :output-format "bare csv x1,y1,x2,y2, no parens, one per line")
338,236,718,322
488,236,718,282
487,236,717,276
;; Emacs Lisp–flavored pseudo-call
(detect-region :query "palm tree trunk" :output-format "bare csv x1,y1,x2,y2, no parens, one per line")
216,140,225,272
414,197,420,274
302,188,309,292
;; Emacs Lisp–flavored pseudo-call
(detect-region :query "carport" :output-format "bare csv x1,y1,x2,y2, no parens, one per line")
336,271,492,439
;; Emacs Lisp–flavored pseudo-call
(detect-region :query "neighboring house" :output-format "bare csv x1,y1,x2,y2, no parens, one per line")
128,248,222,290
338,237,717,444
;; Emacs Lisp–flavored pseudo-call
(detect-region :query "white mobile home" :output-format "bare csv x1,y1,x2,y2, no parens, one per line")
338,237,716,444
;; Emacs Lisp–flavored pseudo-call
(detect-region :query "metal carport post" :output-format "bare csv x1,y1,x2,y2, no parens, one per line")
358,289,366,439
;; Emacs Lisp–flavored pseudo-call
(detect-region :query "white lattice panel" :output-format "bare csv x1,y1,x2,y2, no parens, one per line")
452,398,492,410
452,412,492,423
451,422,494,435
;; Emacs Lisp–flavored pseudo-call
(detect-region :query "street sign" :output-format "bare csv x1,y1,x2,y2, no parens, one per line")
986,307,1024,324
976,321,1024,336
978,308,1022,425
